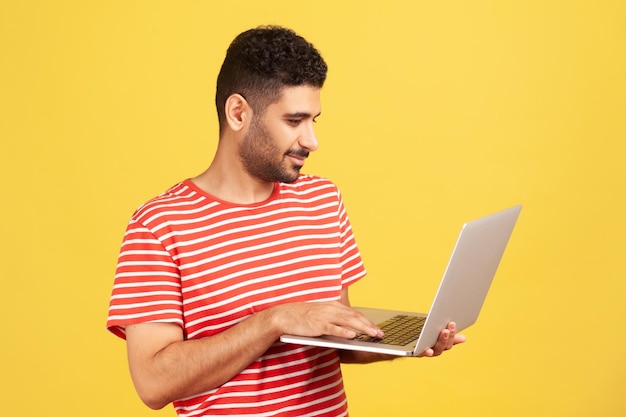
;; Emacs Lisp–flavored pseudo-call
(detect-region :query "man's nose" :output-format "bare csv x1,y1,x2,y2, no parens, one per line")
300,124,319,152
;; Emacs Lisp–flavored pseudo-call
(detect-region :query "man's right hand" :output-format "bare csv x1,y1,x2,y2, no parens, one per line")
269,301,384,339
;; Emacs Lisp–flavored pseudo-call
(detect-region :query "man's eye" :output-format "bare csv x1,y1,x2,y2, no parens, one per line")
287,119,301,126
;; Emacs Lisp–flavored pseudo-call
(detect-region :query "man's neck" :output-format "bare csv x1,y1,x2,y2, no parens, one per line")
192,152,275,205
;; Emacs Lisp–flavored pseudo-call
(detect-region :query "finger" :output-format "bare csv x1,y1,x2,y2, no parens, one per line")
416,348,434,357
432,329,450,356
325,323,359,339
453,333,466,345
324,320,378,339
331,305,383,338
353,315,384,338
445,322,456,350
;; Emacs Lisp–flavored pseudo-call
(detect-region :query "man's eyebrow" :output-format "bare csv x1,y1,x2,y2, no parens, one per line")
283,112,321,118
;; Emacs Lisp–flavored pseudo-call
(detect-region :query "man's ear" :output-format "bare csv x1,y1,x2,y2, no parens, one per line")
224,94,251,132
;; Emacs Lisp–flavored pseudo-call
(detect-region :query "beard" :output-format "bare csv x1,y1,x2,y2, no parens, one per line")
238,117,308,184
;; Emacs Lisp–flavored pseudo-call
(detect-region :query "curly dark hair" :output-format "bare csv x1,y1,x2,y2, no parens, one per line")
215,26,328,132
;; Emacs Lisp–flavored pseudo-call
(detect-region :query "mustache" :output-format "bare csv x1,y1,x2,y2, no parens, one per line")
285,149,310,158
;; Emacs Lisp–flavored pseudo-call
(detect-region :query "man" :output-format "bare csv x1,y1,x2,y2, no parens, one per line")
107,25,464,416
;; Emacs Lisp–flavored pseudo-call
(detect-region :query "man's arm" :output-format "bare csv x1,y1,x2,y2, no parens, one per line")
337,288,466,364
125,300,384,410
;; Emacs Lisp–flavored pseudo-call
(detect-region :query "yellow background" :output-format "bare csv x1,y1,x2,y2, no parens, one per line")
1,1,624,416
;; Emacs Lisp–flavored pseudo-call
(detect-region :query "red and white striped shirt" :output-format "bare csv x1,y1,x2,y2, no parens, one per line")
107,175,366,416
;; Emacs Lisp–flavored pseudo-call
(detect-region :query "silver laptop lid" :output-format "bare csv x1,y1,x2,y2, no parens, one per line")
413,204,521,354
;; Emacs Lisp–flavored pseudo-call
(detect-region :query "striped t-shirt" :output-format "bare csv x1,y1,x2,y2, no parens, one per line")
107,174,367,416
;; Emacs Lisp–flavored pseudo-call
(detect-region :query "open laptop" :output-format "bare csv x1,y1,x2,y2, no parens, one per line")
280,205,522,356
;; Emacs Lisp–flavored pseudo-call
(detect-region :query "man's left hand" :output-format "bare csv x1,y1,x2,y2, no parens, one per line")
417,322,466,357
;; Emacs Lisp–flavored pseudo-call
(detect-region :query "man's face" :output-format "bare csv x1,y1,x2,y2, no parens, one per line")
238,85,321,183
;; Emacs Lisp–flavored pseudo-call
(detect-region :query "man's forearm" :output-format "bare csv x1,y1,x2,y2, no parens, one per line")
127,299,385,409
127,309,282,409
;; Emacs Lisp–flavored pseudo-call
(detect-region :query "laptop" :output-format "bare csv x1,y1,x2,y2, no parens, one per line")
280,204,522,356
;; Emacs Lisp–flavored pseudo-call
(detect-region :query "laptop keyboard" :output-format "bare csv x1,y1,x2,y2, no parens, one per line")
354,315,426,346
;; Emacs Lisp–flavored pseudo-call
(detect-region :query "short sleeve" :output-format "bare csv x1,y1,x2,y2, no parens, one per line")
335,188,367,288
106,219,183,339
